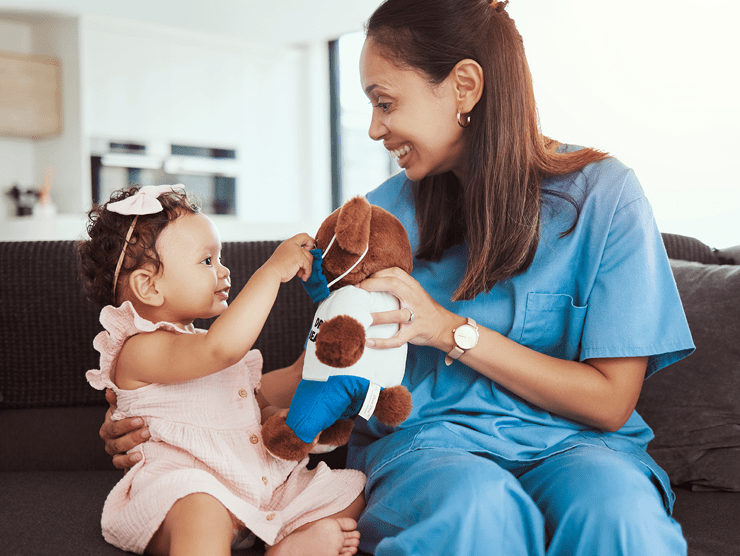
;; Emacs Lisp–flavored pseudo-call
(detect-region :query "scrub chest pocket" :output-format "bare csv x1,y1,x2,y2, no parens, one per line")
518,293,587,361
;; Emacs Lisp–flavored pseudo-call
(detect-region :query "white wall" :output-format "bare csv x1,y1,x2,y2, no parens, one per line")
32,15,84,214
509,0,740,248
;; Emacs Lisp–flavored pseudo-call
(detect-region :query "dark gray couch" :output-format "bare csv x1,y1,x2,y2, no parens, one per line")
1,236,738,555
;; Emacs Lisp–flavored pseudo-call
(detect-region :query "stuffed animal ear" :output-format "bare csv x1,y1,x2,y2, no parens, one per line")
335,196,372,255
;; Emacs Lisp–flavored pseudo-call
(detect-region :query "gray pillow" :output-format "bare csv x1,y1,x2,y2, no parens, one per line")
716,244,740,265
637,259,740,492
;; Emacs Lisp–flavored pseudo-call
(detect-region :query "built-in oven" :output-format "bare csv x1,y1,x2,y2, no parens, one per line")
90,139,238,215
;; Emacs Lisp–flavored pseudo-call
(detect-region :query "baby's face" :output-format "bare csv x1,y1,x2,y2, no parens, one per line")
154,213,231,327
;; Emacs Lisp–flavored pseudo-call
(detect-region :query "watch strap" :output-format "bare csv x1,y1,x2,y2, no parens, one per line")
444,346,464,366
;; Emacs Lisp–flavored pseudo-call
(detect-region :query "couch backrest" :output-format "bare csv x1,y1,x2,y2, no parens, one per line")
662,232,738,265
2,234,734,411
0,241,315,410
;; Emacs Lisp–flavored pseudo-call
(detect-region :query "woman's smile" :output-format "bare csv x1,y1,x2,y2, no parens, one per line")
389,144,413,167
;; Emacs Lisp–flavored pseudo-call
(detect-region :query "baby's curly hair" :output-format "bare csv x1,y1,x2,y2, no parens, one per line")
77,186,201,308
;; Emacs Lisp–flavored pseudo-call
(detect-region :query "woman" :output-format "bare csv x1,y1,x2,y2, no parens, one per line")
102,1,694,554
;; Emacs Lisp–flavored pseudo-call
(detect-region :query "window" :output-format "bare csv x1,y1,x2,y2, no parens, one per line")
330,31,394,209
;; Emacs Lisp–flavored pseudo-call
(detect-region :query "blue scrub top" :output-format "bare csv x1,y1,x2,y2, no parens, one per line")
351,147,694,481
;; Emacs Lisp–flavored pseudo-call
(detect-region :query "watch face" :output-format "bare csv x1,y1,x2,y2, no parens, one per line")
454,324,478,350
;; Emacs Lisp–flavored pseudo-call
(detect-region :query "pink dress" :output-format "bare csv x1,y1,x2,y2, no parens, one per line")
86,302,366,554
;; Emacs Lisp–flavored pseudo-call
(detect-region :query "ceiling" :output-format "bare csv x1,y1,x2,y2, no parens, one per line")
0,0,381,46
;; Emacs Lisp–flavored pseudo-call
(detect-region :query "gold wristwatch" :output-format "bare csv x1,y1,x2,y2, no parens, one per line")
444,318,479,366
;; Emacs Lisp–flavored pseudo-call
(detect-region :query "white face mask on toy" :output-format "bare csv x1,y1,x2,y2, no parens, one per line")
301,234,369,303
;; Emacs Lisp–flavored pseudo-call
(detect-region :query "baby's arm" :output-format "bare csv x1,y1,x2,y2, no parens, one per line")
118,234,314,388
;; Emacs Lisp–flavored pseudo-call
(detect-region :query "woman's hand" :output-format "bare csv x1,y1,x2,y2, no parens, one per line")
358,267,458,351
100,388,150,469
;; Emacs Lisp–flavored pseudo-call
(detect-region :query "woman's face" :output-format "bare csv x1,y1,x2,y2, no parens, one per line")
360,38,466,182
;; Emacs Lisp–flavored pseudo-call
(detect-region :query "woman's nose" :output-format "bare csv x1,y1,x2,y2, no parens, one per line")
368,112,386,142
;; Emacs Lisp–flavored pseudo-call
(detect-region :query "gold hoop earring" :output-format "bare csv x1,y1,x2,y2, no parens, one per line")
457,111,471,128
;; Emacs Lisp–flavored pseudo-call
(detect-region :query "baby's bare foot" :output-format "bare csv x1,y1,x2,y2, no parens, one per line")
266,517,360,556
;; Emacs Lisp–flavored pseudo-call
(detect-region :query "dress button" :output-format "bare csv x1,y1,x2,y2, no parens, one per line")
250,434,259,444
266,513,276,521
238,388,249,398
262,476,268,485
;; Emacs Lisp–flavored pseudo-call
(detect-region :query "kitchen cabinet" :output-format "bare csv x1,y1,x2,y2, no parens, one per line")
0,50,62,138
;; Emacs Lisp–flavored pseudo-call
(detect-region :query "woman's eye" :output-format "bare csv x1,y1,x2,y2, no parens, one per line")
374,102,391,113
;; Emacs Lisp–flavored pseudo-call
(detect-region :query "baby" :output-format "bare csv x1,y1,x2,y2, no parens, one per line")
78,184,365,556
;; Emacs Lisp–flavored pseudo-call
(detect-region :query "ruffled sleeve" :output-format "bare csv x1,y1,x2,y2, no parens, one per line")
241,349,263,391
86,329,117,390
85,301,189,390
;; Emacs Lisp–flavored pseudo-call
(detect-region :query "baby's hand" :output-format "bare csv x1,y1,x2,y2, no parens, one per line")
265,233,315,283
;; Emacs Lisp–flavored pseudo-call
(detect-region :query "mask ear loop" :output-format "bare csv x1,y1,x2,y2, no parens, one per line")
322,234,337,258
322,234,370,288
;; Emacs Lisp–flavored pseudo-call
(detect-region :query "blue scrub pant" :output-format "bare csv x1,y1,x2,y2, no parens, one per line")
357,446,686,556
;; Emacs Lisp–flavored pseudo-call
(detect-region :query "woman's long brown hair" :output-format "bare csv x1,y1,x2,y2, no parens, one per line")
367,0,609,301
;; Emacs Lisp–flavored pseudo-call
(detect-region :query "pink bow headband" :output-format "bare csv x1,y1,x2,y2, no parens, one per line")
107,184,185,216
109,184,185,299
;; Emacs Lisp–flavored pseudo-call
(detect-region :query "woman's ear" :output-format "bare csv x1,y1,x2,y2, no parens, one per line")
128,267,164,307
452,59,484,113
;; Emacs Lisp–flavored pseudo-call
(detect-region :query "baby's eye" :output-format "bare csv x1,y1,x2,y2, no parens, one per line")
201,257,212,266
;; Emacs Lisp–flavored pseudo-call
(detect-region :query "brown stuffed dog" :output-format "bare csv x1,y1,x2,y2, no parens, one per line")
261,196,414,461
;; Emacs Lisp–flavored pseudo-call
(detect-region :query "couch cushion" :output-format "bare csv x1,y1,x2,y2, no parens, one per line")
0,471,267,555
715,244,740,265
0,406,114,472
672,487,740,556
637,260,740,492
0,471,128,556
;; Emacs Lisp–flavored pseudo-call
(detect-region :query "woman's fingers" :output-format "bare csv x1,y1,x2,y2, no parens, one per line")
106,424,149,469
100,393,150,470
112,451,143,470
359,267,413,297
101,417,150,453
104,387,118,411
360,267,450,350
368,308,413,326
365,334,408,350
